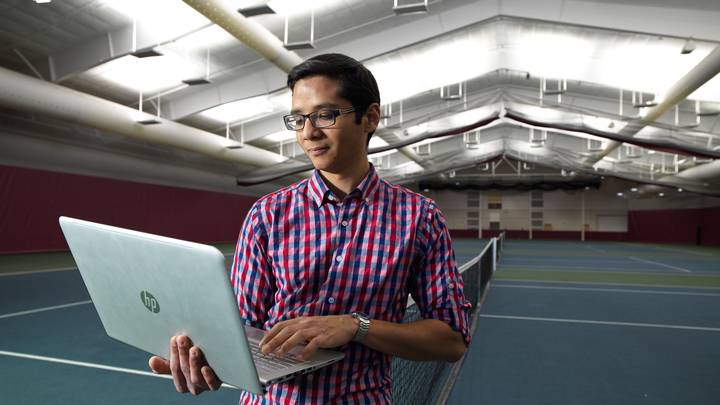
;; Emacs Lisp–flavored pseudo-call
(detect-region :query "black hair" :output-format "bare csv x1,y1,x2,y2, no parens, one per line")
287,53,381,145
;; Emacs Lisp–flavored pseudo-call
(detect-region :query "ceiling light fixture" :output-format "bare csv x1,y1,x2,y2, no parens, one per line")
393,0,428,15
238,2,276,17
131,47,164,58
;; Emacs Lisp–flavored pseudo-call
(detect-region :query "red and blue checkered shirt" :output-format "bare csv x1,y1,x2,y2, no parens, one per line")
231,165,471,404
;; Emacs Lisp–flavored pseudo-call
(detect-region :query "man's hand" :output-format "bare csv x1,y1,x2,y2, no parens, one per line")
148,335,222,395
259,315,358,360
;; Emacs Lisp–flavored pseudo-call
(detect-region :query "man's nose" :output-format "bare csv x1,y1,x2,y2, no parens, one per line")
301,120,322,139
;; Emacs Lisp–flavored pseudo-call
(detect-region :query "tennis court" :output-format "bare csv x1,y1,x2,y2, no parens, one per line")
448,240,720,405
0,237,493,405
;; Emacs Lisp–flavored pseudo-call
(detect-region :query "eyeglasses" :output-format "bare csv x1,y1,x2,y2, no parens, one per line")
283,106,357,131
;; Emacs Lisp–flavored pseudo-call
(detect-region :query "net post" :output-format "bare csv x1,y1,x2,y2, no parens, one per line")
491,237,497,272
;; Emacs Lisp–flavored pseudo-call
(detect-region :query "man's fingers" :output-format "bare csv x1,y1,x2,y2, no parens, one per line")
201,365,222,391
261,323,295,354
259,319,288,348
170,336,189,393
299,337,321,360
148,356,170,374
189,347,210,389
277,329,311,357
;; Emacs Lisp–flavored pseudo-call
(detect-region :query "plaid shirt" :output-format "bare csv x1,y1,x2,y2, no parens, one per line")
231,165,471,404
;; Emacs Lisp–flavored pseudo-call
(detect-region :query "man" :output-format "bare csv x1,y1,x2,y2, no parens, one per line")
149,53,470,403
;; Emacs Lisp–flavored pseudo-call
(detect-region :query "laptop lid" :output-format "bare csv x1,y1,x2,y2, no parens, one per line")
58,217,343,394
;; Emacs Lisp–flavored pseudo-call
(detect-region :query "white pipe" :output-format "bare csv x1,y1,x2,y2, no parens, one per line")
0,66,285,167
587,44,720,165
672,160,720,182
183,0,303,73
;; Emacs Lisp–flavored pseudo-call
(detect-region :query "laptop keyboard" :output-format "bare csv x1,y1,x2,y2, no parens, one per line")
249,340,305,374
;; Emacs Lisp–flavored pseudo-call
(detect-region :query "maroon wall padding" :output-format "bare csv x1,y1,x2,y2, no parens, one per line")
449,229,480,238
585,231,628,241
628,207,720,246
0,165,258,254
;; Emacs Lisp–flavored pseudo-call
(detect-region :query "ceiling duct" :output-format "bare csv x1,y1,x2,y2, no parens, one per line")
0,66,285,167
182,0,303,73
586,45,720,165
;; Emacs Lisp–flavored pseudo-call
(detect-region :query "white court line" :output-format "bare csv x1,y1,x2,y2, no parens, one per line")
494,278,720,291
0,253,233,278
498,264,677,273
0,350,237,389
479,314,720,332
493,284,720,297
621,243,714,257
0,300,92,320
0,267,77,277
628,256,691,273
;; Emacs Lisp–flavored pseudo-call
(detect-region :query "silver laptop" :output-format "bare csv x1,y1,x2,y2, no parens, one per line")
58,216,344,394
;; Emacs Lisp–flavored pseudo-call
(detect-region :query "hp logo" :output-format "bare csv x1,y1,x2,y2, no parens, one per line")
140,291,160,313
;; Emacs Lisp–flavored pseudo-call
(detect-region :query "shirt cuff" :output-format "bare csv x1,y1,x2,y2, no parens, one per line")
421,302,473,346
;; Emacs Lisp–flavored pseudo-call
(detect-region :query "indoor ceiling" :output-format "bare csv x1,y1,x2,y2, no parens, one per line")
1,0,719,196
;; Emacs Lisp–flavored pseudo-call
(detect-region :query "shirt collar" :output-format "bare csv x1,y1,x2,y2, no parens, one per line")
307,163,380,207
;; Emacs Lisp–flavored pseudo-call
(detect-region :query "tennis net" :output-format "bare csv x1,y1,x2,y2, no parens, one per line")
391,233,505,404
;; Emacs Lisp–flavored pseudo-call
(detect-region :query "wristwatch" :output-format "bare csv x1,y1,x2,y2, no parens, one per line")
351,312,371,343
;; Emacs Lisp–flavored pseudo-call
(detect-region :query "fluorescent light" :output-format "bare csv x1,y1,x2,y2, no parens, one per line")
265,0,343,16
265,130,296,143
201,91,290,123
172,25,236,51
102,0,208,39
87,54,190,93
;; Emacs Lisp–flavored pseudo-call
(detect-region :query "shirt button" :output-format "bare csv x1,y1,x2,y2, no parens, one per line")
341,220,348,227
335,255,342,262
327,297,335,304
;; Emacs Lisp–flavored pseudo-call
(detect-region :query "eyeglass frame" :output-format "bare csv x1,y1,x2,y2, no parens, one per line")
283,106,358,131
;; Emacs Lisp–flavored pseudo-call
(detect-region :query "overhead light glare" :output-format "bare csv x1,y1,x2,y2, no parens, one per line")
87,54,190,94
201,91,290,123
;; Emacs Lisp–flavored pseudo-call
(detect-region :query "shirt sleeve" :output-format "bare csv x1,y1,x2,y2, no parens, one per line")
230,202,276,329
411,200,472,345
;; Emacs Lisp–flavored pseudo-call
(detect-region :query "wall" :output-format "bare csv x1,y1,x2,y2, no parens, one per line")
423,181,720,246
0,165,258,254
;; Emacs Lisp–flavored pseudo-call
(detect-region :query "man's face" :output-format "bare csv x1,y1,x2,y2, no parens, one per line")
291,76,375,175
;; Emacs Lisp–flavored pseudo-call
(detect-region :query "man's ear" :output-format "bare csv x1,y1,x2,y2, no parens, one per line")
364,103,381,133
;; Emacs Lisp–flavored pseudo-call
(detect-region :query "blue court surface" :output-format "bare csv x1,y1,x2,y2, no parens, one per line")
0,238,489,404
2,238,718,404
448,240,720,405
